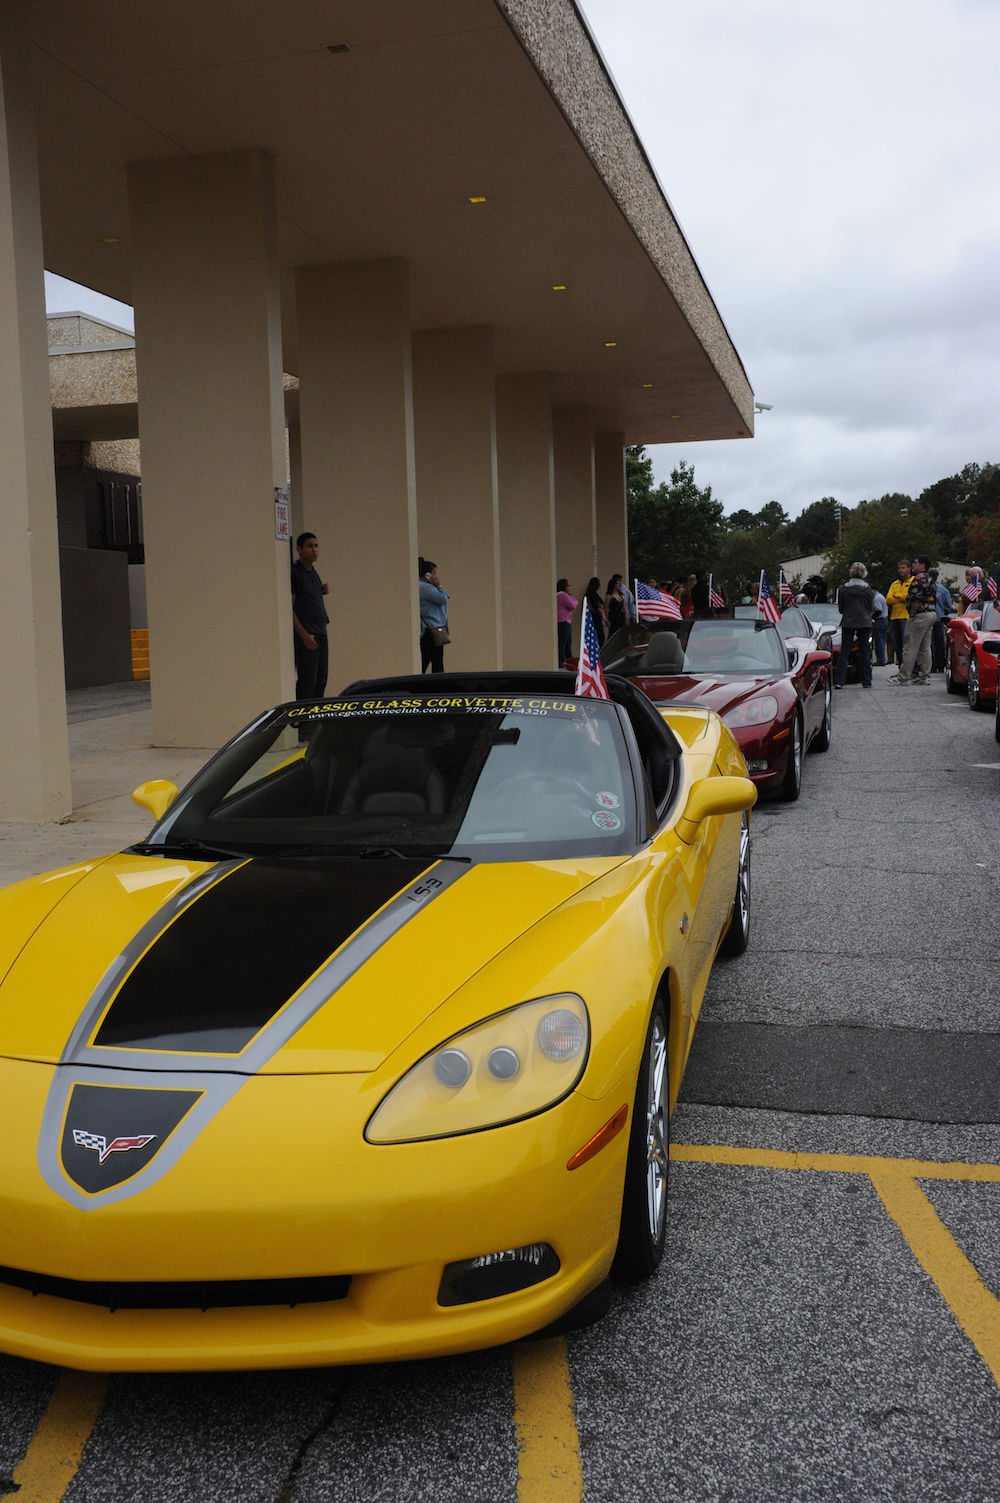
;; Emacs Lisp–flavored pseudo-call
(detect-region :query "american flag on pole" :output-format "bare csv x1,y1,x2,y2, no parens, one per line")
779,570,793,606
988,565,998,601
961,576,983,604
758,570,781,624
635,579,682,621
708,574,725,609
575,599,610,699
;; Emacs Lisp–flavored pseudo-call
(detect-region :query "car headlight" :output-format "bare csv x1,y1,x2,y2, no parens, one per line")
365,994,590,1144
723,696,779,729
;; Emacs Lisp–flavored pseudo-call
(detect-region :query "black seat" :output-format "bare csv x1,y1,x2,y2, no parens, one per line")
340,728,447,816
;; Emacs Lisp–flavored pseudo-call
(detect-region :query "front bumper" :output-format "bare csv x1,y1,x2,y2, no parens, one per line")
0,1058,630,1370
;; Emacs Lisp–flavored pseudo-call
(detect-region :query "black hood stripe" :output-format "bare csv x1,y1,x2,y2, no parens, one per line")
93,858,434,1056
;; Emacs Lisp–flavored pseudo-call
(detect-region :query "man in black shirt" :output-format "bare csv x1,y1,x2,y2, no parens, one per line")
291,532,330,699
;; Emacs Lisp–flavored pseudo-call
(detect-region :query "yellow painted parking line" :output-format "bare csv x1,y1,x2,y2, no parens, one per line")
670,1142,1000,1180
512,1337,584,1502
870,1169,1000,1387
12,1370,106,1502
673,1141,1000,1392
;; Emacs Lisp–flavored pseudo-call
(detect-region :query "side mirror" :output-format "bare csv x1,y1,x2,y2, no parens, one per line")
131,780,179,822
676,775,757,844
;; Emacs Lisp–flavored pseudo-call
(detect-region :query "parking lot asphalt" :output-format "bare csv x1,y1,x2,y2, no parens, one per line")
3,663,1000,1502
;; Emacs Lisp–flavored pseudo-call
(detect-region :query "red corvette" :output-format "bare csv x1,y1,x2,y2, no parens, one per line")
945,604,1000,711
597,617,832,800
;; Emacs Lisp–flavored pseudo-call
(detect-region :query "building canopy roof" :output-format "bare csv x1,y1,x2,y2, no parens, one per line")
27,0,753,444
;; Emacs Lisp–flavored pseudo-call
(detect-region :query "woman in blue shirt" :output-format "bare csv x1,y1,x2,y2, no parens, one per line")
418,558,450,673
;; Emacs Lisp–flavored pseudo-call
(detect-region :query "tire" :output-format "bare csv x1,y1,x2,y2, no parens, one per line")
995,693,1000,744
945,648,962,694
780,712,803,801
810,679,832,753
718,810,751,957
612,998,669,1283
968,655,990,711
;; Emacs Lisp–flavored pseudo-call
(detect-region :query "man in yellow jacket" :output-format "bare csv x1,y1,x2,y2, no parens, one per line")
886,560,913,666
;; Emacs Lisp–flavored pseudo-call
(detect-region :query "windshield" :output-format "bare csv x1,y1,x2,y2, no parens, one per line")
806,604,841,625
150,693,636,861
734,606,810,640
602,619,788,677
979,604,1000,632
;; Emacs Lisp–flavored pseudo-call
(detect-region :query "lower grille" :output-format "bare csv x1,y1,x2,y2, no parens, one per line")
0,1264,351,1312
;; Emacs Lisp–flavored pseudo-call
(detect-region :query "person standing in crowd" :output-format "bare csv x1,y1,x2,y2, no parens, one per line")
930,568,952,672
556,579,577,668
835,563,874,689
871,584,889,667
418,557,450,674
291,531,330,700
676,578,695,618
585,577,607,646
553,577,577,667
620,576,637,625
605,576,627,637
886,559,913,667
892,554,935,686
690,569,711,616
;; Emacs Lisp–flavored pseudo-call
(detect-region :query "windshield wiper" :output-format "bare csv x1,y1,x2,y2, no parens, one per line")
128,839,253,861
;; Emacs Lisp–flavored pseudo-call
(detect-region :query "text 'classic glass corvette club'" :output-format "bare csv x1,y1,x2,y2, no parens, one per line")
0,672,754,1371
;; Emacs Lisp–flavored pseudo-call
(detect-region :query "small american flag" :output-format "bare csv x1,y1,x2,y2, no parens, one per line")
575,599,610,699
989,565,998,601
758,570,781,624
779,570,793,606
709,574,725,609
635,579,681,621
961,578,983,604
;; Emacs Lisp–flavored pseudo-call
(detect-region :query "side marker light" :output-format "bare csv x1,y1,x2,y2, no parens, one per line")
469,196,487,203
567,1104,628,1170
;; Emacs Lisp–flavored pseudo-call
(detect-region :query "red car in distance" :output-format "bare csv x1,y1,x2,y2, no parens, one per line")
945,604,999,711
597,617,832,801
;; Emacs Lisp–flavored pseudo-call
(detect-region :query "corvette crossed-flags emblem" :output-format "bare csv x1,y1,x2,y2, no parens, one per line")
72,1129,156,1164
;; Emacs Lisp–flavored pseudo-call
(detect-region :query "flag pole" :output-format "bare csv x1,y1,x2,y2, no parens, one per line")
757,568,765,618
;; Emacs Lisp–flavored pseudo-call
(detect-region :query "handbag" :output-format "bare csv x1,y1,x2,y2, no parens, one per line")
430,625,451,648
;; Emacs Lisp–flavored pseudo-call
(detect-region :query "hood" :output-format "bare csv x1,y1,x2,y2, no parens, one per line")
633,674,785,716
0,851,621,1074
841,579,870,595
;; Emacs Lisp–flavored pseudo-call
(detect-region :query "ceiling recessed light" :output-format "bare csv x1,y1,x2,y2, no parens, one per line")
469,196,487,203
327,43,350,52
604,342,616,347
552,285,566,290
101,236,119,244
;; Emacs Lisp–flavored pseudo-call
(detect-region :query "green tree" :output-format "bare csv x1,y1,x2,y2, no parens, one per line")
627,451,724,583
823,495,942,594
918,462,1000,559
725,500,788,534
784,497,846,557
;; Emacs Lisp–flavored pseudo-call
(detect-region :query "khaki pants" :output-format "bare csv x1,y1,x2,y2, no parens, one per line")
899,611,934,681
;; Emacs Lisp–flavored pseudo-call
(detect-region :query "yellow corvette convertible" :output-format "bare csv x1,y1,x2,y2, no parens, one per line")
0,671,754,1371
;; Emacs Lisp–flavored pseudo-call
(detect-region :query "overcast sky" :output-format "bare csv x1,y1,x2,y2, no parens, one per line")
582,0,1000,516
45,1,1000,520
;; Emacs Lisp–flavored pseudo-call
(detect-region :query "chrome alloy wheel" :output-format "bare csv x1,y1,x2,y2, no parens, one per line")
735,809,751,939
645,1014,668,1243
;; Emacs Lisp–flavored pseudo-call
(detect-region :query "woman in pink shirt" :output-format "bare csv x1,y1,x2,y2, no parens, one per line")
556,578,577,667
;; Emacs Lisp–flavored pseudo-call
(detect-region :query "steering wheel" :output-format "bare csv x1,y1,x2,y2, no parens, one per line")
492,772,592,802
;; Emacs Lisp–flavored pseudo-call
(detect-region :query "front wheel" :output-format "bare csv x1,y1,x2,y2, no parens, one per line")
781,713,803,801
718,810,751,957
810,680,832,753
613,999,669,1283
945,649,962,694
968,655,990,711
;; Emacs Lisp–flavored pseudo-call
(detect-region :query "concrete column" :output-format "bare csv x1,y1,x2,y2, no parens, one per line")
496,374,556,670
412,327,501,671
0,17,71,820
553,407,595,637
295,260,419,687
128,149,294,747
595,431,627,586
